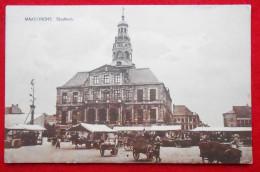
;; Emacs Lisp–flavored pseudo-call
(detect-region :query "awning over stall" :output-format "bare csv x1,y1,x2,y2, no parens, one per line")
113,126,146,131
113,125,181,132
191,127,252,132
149,125,182,131
67,123,114,133
5,124,46,131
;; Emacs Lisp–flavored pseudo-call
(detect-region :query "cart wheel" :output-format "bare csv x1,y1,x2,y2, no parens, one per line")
124,143,131,151
100,149,105,156
111,147,118,156
133,150,140,160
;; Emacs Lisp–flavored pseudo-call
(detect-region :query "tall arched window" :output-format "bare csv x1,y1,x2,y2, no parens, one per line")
124,51,129,59
117,51,123,59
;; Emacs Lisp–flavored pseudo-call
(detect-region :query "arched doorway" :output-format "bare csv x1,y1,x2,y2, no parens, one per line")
98,108,106,124
109,108,118,124
87,108,96,124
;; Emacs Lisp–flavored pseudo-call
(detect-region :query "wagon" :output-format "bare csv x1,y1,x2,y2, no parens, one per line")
199,141,242,164
123,137,134,151
100,133,118,156
132,138,154,161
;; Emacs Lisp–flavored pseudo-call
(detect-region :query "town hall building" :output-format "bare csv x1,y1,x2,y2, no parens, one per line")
56,12,173,127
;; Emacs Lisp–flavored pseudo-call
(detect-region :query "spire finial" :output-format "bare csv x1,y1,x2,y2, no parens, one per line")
122,6,125,20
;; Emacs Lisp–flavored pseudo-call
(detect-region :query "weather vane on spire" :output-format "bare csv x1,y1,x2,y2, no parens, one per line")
122,6,125,20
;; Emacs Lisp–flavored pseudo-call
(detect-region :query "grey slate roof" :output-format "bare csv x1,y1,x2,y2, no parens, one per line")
233,106,251,118
61,66,159,87
223,105,251,118
63,72,89,87
172,105,193,116
128,68,159,84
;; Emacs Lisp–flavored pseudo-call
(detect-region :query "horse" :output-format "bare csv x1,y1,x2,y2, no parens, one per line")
199,141,242,164
71,136,87,149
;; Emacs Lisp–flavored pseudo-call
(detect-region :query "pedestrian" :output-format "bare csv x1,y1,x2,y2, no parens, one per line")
231,134,240,148
56,138,61,148
154,136,161,163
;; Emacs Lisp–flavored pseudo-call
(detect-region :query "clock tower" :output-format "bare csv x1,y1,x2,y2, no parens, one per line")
111,7,135,68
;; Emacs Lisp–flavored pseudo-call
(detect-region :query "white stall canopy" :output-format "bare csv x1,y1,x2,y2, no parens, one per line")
67,123,114,133
5,124,46,131
113,125,181,132
113,126,146,131
191,127,252,132
149,125,182,131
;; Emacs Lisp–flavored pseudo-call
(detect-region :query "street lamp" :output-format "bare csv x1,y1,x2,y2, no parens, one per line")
29,79,36,125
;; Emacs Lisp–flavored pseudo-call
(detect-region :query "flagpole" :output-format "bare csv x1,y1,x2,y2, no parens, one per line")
30,79,36,125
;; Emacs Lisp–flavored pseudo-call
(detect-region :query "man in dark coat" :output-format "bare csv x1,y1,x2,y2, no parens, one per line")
154,136,161,163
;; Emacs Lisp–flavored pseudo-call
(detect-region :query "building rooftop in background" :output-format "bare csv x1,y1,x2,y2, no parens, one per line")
5,104,23,114
172,105,206,130
172,105,193,116
5,113,47,128
223,105,251,127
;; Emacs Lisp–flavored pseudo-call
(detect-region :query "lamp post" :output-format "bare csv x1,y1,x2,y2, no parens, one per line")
29,79,36,125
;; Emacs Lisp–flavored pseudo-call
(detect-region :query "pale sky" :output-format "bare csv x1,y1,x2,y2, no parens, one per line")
5,5,251,127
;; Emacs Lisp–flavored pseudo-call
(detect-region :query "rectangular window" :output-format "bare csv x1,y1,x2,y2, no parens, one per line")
125,90,131,101
150,89,156,101
73,92,78,104
190,125,192,130
114,90,121,100
93,76,99,84
241,120,245,126
181,119,184,123
62,92,67,104
104,75,110,84
115,74,121,84
137,89,143,102
237,120,240,127
138,109,143,124
61,111,67,124
150,109,156,124
93,91,99,100
103,92,110,100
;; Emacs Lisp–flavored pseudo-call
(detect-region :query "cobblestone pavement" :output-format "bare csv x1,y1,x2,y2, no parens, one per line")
5,138,253,164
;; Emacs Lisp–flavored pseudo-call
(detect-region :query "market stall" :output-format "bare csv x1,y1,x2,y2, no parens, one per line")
67,123,115,149
5,124,46,148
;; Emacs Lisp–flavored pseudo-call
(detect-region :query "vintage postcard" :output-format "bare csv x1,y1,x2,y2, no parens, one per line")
4,5,252,163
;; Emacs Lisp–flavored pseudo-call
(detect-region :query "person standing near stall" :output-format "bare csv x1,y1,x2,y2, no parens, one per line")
154,136,161,163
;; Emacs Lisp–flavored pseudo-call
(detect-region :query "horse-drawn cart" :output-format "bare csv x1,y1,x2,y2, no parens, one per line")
199,141,242,164
123,137,133,151
100,133,118,156
67,123,115,149
132,138,154,161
